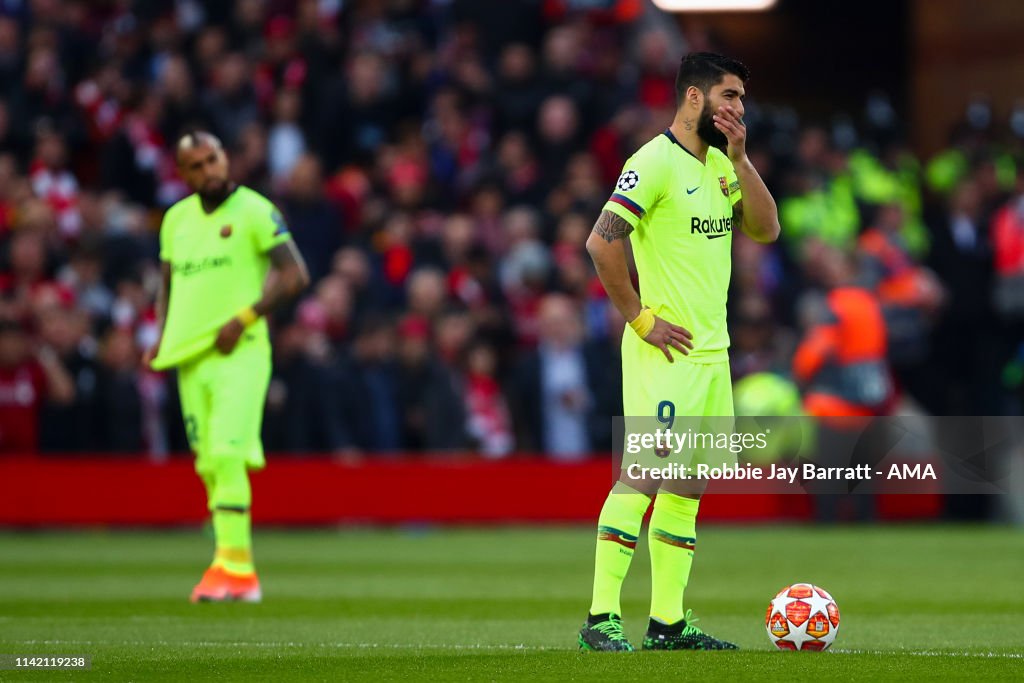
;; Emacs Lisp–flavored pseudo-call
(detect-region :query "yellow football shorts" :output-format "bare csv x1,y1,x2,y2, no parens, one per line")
176,337,271,474
621,330,734,418
620,331,735,483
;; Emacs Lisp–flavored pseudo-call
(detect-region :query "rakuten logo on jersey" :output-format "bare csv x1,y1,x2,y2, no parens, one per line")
691,216,732,240
173,256,232,276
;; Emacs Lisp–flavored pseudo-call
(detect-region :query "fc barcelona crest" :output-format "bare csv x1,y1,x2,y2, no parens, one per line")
719,176,729,197
220,224,233,238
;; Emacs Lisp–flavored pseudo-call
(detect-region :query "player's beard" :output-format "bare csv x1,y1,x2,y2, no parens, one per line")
199,178,231,204
698,102,728,149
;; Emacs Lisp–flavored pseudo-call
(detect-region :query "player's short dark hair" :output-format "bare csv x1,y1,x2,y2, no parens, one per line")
675,52,749,106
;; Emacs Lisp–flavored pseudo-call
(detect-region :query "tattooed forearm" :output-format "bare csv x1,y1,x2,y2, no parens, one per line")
593,210,634,243
253,241,311,318
585,210,643,324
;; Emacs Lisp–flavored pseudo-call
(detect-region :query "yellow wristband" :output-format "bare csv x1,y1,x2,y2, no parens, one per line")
628,307,655,339
236,306,260,327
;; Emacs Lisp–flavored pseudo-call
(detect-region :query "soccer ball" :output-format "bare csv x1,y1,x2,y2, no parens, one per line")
765,583,840,651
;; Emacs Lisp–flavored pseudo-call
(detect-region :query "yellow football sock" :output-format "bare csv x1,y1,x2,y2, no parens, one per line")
589,486,652,616
648,493,699,624
209,457,254,575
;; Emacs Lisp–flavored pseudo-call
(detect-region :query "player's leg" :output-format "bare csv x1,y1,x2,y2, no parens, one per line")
644,361,707,635
202,343,272,602
206,454,259,600
579,333,658,652
579,480,653,651
178,362,214,501
178,361,231,602
644,362,737,650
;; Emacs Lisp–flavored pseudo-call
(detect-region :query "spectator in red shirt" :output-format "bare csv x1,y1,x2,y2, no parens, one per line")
0,319,75,453
463,338,513,458
0,228,70,325
29,127,81,239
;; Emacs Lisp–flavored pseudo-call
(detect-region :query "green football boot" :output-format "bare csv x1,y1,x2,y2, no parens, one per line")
642,610,738,650
578,613,635,652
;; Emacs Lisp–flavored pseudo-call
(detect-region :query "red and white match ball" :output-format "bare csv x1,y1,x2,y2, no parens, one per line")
765,583,841,651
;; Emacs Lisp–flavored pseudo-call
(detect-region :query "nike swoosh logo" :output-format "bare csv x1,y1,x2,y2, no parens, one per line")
706,233,729,240
686,187,699,194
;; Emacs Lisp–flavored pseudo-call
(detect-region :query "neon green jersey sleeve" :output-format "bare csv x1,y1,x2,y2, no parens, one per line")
247,200,293,254
601,140,669,229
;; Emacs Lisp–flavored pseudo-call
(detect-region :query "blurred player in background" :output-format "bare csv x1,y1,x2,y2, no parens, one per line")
144,132,309,602
580,53,780,651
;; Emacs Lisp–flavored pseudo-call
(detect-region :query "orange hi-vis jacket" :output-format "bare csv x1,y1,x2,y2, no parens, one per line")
793,287,893,417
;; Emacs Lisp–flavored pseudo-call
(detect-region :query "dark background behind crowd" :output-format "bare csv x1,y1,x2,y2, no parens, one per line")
2,0,1024,460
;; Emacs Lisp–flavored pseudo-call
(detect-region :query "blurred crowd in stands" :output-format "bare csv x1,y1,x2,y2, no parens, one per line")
2,0,1024,458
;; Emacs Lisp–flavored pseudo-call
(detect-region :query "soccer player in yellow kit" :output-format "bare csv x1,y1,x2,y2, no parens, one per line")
579,53,780,651
144,132,310,603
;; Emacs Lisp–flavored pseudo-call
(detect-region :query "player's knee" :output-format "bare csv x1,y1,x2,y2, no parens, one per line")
197,472,217,509
659,477,706,499
210,455,251,509
654,490,702,512
612,478,658,498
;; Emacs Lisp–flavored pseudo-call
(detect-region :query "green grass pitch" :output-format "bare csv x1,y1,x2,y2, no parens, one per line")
0,525,1022,680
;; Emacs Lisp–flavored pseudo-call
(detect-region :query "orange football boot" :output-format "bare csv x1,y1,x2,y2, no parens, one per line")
190,566,262,603
223,569,262,603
